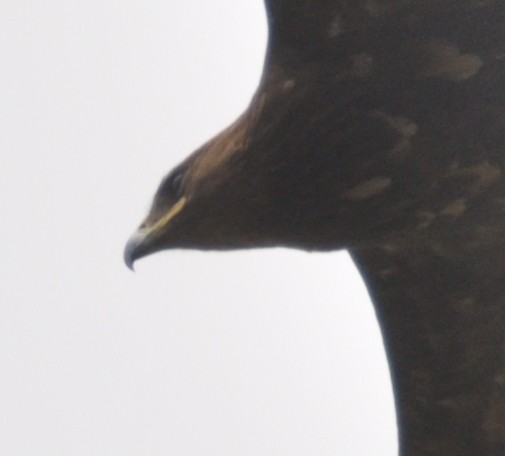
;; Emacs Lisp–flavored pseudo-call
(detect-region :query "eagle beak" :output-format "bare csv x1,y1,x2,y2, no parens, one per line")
124,197,187,270
124,230,148,271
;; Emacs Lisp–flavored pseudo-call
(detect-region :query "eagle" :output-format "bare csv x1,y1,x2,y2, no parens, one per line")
125,1,505,454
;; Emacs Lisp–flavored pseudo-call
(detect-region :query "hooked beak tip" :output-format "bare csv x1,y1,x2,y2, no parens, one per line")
124,231,149,271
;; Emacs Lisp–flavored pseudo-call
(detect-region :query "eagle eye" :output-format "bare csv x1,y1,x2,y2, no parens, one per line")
159,167,185,198
170,171,184,195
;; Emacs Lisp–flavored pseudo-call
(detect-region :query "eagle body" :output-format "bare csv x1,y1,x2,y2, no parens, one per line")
126,1,505,454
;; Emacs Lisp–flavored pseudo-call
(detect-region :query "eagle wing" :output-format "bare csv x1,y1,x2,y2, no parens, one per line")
264,1,505,454
351,243,505,455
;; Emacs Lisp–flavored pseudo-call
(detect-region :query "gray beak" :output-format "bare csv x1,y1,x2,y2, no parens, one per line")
124,197,188,270
123,230,150,271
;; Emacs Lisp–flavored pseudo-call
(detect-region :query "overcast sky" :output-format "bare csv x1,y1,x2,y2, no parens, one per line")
1,1,397,455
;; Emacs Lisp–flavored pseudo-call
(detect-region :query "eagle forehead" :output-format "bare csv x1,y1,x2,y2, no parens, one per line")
191,127,247,183
190,94,267,185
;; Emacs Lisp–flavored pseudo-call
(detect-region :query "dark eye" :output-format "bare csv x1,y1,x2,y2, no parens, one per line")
171,171,184,195
159,167,185,198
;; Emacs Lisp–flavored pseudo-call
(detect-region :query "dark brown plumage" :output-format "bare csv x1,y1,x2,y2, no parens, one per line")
125,1,505,454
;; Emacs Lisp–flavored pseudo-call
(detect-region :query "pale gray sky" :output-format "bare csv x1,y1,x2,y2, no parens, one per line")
1,1,396,454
